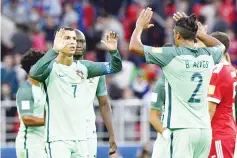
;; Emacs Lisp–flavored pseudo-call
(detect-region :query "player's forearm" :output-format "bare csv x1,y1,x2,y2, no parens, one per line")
22,116,44,126
208,101,217,121
129,26,145,57
149,110,165,134
98,98,115,137
106,50,122,73
29,48,57,82
197,32,223,48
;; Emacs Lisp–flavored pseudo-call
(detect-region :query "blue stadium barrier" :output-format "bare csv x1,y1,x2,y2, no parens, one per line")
1,146,142,158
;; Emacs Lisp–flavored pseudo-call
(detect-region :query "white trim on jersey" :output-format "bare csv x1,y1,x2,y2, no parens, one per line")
215,140,224,158
207,97,221,104
234,135,237,158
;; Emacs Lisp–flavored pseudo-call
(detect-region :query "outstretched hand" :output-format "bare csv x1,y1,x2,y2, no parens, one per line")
101,31,118,52
53,28,67,52
108,136,117,155
173,12,187,22
136,7,154,29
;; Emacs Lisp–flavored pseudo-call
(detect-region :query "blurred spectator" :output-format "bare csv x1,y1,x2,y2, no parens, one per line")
1,83,14,101
42,16,58,46
11,24,32,54
1,15,16,50
28,7,40,23
1,55,19,98
61,2,78,28
212,14,229,33
2,0,28,24
1,83,17,143
42,0,62,21
13,53,27,85
131,70,150,99
31,24,47,51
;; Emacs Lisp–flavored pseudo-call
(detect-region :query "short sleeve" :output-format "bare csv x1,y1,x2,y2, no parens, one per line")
205,45,223,64
17,100,34,116
96,76,108,97
150,74,165,110
207,72,222,104
144,46,176,67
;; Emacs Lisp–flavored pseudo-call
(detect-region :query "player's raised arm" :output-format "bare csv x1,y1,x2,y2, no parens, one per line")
81,31,122,78
29,29,70,81
129,8,154,57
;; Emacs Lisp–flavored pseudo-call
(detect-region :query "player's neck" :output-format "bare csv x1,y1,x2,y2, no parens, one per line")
220,56,230,65
179,40,195,48
74,55,83,60
56,53,73,66
27,76,40,87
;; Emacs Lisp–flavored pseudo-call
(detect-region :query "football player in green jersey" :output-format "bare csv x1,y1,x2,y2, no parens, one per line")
73,29,117,157
29,27,122,158
15,49,46,158
129,8,225,158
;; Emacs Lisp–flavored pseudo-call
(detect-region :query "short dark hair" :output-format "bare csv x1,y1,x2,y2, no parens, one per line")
54,27,74,36
21,49,44,74
175,14,198,40
210,32,230,53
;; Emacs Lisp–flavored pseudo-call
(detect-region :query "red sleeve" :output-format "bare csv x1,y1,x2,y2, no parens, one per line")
208,69,223,104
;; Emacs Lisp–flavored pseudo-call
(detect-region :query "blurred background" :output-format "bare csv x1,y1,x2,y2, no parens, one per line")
1,0,237,157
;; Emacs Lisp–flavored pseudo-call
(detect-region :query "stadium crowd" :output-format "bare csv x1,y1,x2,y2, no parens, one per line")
1,0,237,145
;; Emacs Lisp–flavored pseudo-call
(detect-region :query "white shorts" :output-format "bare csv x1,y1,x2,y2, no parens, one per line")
15,138,47,158
46,140,88,158
87,138,97,158
16,148,47,158
152,133,170,158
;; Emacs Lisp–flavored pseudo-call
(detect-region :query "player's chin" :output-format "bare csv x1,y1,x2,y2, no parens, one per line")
75,51,83,56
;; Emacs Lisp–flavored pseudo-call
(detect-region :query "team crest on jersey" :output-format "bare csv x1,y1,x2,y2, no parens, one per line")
76,70,84,79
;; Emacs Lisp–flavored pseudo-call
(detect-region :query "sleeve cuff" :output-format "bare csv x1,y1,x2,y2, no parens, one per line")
150,105,162,111
207,97,221,104
96,92,108,97
144,45,151,63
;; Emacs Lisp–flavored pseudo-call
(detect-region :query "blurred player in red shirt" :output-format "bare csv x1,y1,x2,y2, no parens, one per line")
208,32,237,158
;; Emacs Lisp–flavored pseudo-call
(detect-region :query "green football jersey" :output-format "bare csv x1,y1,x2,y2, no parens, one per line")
150,73,165,111
29,49,121,142
144,45,223,129
85,75,107,138
15,81,46,148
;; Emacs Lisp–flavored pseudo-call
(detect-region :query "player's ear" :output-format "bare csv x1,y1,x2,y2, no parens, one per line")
176,32,181,40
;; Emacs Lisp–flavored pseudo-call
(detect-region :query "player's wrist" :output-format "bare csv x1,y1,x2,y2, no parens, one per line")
161,129,171,139
109,49,118,55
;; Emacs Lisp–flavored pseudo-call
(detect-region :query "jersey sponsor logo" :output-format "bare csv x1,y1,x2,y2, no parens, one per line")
21,101,30,110
76,70,85,79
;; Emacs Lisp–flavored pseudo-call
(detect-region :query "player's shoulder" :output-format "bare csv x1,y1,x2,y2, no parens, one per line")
212,63,225,74
16,81,33,100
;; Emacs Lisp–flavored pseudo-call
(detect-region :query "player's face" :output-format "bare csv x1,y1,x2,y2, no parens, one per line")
61,30,77,56
75,32,86,56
